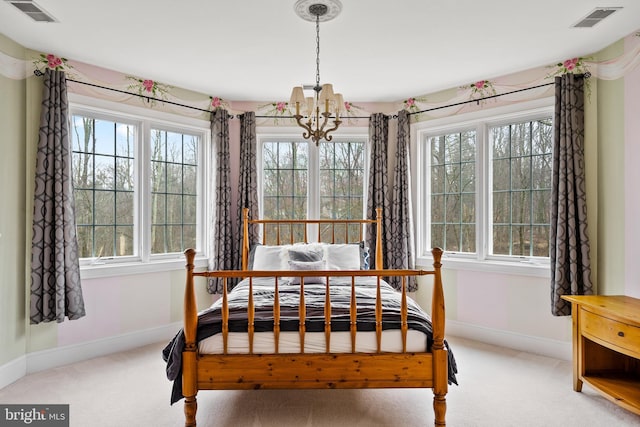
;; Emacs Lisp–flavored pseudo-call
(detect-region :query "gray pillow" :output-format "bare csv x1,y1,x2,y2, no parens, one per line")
288,248,323,262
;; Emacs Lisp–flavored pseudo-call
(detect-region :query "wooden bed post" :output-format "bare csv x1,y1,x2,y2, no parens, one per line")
431,247,447,426
242,207,250,271
183,249,198,427
375,207,383,269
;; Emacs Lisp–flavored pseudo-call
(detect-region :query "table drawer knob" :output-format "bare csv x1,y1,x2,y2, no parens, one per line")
618,331,625,337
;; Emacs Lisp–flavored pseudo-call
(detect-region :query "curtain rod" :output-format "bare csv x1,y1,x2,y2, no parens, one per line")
407,82,555,116
34,70,558,119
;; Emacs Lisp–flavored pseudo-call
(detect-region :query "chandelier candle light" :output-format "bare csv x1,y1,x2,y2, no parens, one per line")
290,0,344,145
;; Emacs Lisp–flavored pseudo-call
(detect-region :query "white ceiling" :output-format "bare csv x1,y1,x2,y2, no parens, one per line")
1,0,639,103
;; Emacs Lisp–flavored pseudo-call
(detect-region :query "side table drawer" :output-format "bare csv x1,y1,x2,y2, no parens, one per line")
580,309,640,357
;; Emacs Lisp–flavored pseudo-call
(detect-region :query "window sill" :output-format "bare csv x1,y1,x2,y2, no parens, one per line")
79,256,209,280
416,255,550,278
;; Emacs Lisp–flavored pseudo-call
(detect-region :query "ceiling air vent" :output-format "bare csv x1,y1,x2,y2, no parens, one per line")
4,0,57,22
573,7,622,28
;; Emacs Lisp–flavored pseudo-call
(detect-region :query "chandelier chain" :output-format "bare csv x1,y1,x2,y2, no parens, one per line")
315,13,321,90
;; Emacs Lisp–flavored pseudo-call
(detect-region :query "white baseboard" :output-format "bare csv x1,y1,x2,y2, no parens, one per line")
0,355,27,390
446,320,572,361
25,322,183,375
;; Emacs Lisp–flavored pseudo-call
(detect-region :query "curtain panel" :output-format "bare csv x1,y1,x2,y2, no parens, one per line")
207,109,233,294
234,112,260,275
388,110,417,291
550,74,594,316
30,69,86,324
366,113,392,271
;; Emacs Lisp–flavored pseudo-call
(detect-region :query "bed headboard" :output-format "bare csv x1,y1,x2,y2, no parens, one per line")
241,207,383,271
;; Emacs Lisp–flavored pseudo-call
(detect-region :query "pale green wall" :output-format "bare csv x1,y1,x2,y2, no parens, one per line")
594,40,626,295
0,34,27,366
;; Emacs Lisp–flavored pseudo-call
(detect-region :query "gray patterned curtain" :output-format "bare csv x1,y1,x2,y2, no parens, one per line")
366,113,392,270
550,74,594,316
388,110,417,291
207,109,233,294
30,69,85,324
234,112,259,275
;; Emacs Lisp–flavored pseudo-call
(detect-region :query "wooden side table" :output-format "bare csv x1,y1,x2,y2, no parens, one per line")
562,295,640,415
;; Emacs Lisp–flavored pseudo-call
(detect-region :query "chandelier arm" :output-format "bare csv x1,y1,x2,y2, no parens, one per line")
293,114,314,140
322,118,343,142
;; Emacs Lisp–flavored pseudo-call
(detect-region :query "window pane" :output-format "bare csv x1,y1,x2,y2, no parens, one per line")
184,195,197,224
165,132,182,163
532,225,550,257
76,226,93,258
319,141,365,220
115,124,135,157
511,157,531,190
71,114,138,259
74,189,94,225
493,192,510,224
152,193,166,224
115,192,133,225
151,161,166,193
445,194,460,223
94,120,115,155
150,128,199,254
444,134,460,163
116,226,133,256
167,164,182,193
492,126,510,159
431,224,444,249
429,130,476,254
490,117,552,257
431,165,445,194
446,163,460,193
431,194,445,222
94,225,114,257
445,224,460,252
94,155,115,190
461,224,476,252
94,190,114,225
116,158,134,191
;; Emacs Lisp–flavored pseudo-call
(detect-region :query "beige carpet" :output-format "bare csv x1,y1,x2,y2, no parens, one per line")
1,336,639,426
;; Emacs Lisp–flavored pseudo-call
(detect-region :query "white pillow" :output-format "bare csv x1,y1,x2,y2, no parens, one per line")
288,259,327,284
252,245,291,270
323,243,361,270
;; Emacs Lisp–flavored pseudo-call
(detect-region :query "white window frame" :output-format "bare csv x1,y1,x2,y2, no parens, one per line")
412,98,553,277
256,126,369,222
69,94,211,278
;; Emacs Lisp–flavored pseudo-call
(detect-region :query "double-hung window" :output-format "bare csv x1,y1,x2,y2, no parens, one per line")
258,131,367,242
69,97,209,274
417,101,553,274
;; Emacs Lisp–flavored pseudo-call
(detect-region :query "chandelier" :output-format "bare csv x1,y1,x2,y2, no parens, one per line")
290,0,343,145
